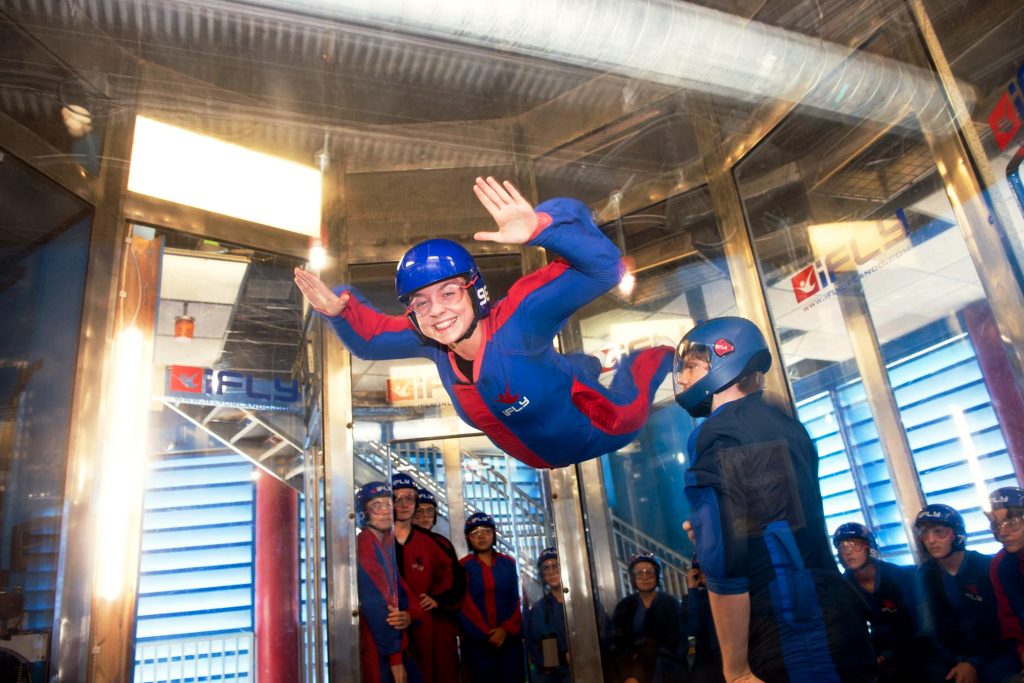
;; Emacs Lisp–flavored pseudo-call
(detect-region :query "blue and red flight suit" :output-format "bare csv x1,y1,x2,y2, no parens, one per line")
357,527,423,683
458,550,524,683
684,391,875,683
321,197,673,468
989,547,1024,672
395,526,466,683
841,559,919,682
917,549,1019,683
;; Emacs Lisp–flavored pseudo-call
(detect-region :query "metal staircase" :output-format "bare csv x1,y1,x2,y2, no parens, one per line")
162,400,305,486
354,440,690,593
163,396,690,595
355,440,550,582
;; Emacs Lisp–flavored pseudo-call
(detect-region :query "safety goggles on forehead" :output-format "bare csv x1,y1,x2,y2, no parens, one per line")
405,276,476,317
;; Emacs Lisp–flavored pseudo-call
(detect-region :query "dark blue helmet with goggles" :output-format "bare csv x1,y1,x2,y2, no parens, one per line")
673,316,772,418
914,503,966,552
832,522,879,560
464,511,496,535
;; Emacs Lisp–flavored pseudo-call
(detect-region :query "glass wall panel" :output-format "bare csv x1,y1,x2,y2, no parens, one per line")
574,185,735,681
921,0,1024,268
736,26,1022,561
130,226,308,683
0,148,91,682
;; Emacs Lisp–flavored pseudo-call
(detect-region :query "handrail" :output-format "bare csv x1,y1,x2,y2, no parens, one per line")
354,440,691,593
134,632,254,683
610,512,691,599
354,440,549,581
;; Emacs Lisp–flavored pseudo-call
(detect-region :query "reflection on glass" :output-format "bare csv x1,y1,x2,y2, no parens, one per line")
579,187,732,602
736,28,1021,562
0,148,91,681
130,228,308,681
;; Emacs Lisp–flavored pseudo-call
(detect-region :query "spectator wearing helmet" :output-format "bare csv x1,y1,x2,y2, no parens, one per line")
408,487,465,682
356,482,421,683
832,523,918,683
987,486,1024,672
675,316,874,683
914,503,1018,683
458,512,524,683
610,552,688,683
412,489,438,532
390,475,466,683
293,176,673,470
525,548,571,683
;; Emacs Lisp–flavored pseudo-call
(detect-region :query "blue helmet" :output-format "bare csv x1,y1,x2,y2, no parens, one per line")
832,522,879,560
356,481,392,527
464,511,496,536
395,239,491,324
990,487,1024,513
391,472,417,492
628,551,661,587
537,547,559,569
673,316,772,418
417,488,437,507
915,504,966,552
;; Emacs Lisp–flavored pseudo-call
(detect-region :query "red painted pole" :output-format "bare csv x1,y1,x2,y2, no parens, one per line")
255,471,301,682
963,301,1024,485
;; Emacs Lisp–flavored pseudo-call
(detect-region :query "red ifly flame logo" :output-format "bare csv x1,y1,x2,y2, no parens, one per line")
989,63,1024,151
791,264,821,304
713,339,734,357
169,365,203,393
497,385,520,404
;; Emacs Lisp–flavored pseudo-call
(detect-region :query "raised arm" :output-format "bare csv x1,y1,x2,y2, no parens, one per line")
294,267,429,361
472,176,622,345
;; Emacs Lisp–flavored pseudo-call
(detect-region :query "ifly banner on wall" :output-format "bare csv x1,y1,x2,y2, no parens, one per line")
164,365,301,412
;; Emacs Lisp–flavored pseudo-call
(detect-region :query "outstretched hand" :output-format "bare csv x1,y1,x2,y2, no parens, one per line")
293,267,349,316
472,177,537,245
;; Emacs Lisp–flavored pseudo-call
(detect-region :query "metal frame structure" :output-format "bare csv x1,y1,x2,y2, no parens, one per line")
1,1,1022,680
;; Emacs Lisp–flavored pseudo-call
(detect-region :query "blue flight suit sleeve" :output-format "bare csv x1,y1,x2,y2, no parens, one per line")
321,285,433,361
509,197,622,348
685,434,749,595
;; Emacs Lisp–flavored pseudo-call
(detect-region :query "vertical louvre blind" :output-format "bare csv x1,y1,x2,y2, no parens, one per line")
134,450,255,680
797,333,1016,563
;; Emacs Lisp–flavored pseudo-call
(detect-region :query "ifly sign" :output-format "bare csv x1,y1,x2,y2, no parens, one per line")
989,62,1024,151
166,365,300,412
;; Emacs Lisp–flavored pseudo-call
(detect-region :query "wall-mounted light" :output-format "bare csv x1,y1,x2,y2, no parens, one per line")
308,238,327,272
618,255,637,298
174,302,195,343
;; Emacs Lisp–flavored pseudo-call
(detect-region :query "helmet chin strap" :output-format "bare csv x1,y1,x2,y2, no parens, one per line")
451,316,480,346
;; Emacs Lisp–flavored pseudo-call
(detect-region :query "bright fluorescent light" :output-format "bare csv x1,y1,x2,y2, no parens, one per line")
128,116,322,237
95,327,153,600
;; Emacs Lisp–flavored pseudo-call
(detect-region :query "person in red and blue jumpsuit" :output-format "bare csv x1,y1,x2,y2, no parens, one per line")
458,512,524,683
987,486,1024,676
391,474,466,683
356,481,423,683
293,177,673,469
410,488,464,680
